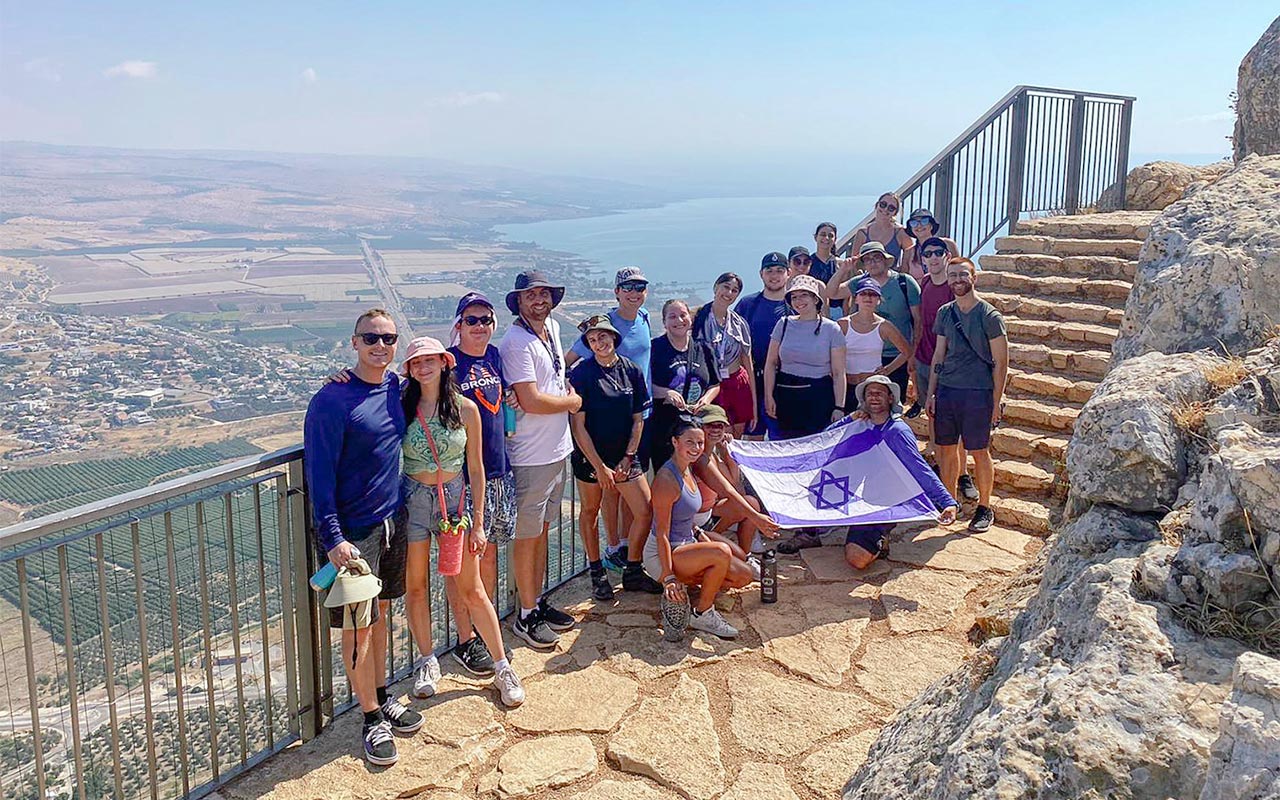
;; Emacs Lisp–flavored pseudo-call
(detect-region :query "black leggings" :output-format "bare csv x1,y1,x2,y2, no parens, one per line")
773,372,834,440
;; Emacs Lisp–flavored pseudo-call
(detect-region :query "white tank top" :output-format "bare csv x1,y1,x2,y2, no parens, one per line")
844,319,884,374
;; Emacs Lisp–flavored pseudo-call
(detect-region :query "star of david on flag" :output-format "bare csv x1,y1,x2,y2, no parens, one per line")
727,418,940,528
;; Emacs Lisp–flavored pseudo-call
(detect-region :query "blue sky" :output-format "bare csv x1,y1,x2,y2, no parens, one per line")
2,2,1274,191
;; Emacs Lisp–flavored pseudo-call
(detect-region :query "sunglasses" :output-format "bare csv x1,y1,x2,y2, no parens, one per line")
357,332,398,346
462,314,495,327
909,217,935,227
922,248,947,258
877,201,898,213
577,314,612,333
617,281,648,292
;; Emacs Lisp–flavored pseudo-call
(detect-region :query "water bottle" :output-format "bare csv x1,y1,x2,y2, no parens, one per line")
760,549,778,604
503,400,517,438
310,545,359,591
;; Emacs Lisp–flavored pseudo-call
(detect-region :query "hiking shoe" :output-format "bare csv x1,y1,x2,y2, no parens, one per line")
689,607,738,639
957,474,980,503
660,590,690,642
493,664,525,708
362,719,397,766
411,655,441,699
776,530,822,555
745,554,762,582
513,610,559,650
591,570,615,601
968,505,995,532
379,699,423,735
451,636,495,677
622,566,664,594
536,597,576,631
604,547,630,573
905,401,922,419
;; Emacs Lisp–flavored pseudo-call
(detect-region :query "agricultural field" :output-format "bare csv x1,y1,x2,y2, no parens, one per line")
378,247,491,276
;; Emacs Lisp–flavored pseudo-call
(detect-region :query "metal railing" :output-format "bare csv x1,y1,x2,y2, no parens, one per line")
839,85,1135,258
0,446,585,800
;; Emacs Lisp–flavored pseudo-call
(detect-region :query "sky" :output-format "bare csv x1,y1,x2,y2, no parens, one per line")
1,1,1274,193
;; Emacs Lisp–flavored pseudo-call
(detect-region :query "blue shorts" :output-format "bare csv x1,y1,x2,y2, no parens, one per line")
933,385,995,450
845,523,893,554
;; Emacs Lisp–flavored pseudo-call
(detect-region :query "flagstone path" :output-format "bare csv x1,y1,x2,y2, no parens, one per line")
218,521,1041,800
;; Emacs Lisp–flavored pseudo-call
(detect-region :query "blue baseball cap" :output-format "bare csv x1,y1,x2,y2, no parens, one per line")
454,292,494,318
761,252,787,270
854,277,882,297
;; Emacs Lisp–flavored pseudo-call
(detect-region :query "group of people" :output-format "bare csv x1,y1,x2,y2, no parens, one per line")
303,192,1010,766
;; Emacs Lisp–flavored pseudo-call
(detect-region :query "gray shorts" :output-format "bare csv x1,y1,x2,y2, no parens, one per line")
915,363,932,401
402,474,472,543
483,472,518,546
511,460,568,540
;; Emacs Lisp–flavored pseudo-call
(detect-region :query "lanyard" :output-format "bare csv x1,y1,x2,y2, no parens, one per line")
515,315,562,379
415,408,466,526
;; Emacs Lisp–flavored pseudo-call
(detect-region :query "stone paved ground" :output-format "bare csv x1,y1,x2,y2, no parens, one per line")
220,522,1041,800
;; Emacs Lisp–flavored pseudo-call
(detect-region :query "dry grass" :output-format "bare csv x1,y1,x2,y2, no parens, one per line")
1204,357,1250,393
1171,399,1210,440
1160,506,1192,547
1170,596,1280,657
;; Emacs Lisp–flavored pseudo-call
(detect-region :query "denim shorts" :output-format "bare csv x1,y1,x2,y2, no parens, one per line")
402,474,472,543
933,385,995,450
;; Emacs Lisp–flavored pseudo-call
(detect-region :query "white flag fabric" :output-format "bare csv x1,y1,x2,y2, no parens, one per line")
727,418,939,528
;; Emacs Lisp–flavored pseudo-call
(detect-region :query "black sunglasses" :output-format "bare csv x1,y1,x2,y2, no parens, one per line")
617,281,648,292
877,201,898,213
462,314,495,327
358,332,399,346
790,256,811,265
909,217,935,227
922,248,947,258
578,313,611,333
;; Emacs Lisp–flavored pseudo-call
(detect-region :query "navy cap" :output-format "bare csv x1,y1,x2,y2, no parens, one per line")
454,291,494,318
788,246,811,261
761,252,787,270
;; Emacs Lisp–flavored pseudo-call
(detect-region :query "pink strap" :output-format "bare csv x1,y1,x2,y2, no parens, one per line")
415,408,466,524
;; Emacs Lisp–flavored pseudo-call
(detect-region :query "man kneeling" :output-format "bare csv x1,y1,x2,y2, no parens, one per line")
842,375,957,570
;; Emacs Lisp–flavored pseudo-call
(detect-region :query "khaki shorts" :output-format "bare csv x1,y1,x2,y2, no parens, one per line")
511,460,568,540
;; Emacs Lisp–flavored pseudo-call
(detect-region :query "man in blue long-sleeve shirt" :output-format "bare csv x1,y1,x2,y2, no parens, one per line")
303,308,422,766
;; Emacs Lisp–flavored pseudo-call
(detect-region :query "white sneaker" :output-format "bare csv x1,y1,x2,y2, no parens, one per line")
745,555,762,582
412,654,441,699
689,607,738,639
493,664,525,708
750,532,766,555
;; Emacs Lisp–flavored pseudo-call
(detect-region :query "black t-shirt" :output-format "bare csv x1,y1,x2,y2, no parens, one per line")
650,335,720,439
568,355,650,464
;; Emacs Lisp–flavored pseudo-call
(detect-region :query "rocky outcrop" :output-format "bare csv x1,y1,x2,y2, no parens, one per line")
1113,155,1280,362
1234,16,1280,162
1099,160,1231,211
1199,652,1280,800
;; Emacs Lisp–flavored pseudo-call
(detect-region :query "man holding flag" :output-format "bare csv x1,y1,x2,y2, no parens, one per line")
729,375,957,571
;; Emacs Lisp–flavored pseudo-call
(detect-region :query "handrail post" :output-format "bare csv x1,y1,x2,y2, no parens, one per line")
1006,89,1029,230
1064,93,1087,214
288,457,322,741
933,155,954,237
1114,98,1134,210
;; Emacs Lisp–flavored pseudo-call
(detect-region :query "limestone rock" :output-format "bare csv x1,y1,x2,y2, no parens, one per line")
589,621,751,682
607,673,726,800
1066,350,1225,512
801,729,880,798
880,568,979,634
719,763,801,800
888,526,1025,574
852,634,971,707
1234,15,1280,162
418,694,501,746
1100,161,1232,211
1199,652,1280,800
490,735,597,798
567,779,677,799
507,668,638,733
746,582,874,686
729,667,880,759
1113,155,1280,362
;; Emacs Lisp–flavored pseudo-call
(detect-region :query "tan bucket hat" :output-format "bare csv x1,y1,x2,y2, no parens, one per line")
324,558,383,630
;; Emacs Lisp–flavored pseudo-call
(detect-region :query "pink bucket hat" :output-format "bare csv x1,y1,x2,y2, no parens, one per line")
400,336,456,374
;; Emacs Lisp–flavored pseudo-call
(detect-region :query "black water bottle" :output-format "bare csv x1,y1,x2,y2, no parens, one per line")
760,549,778,604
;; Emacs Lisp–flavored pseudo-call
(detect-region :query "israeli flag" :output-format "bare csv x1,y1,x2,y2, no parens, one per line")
727,419,938,528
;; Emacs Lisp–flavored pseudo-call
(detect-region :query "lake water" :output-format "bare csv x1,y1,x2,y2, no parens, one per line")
496,194,877,289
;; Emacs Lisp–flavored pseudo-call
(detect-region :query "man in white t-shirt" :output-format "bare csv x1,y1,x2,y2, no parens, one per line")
499,270,582,649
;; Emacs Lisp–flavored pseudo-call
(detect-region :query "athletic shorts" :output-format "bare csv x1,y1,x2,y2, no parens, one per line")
717,366,755,428
933,385,995,450
317,517,405,629
482,472,518,546
915,363,932,404
571,450,644,485
845,523,894,554
512,460,568,540
402,474,471,543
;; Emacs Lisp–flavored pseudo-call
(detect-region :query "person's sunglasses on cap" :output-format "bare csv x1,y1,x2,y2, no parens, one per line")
358,332,399,346
578,314,612,333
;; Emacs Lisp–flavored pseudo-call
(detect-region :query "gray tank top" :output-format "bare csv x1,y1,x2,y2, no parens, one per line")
655,459,700,548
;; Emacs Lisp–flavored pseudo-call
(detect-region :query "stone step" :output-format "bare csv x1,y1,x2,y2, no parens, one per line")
990,424,1070,462
1005,318,1117,350
980,252,1137,282
1010,342,1111,379
980,271,1132,304
1007,367,1097,405
1012,210,1159,240
993,235,1143,260
986,290,1126,325
989,495,1053,536
993,458,1056,494
1002,395,1079,432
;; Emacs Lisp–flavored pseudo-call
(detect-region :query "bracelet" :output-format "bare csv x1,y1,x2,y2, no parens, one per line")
662,575,678,585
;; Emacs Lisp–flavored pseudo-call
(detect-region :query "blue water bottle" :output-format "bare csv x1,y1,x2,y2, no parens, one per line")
310,562,338,592
503,395,518,438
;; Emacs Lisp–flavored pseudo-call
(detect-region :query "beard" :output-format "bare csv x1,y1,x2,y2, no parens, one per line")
950,282,973,297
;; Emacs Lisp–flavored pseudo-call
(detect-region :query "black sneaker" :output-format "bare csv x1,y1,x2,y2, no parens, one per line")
513,609,559,650
536,597,576,631
957,474,980,503
968,504,995,532
379,698,423,735
604,547,629,573
451,636,495,677
591,570,615,601
362,719,397,766
905,401,922,419
622,566,663,594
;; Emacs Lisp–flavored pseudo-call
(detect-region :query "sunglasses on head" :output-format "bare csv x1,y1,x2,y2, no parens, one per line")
617,281,648,292
877,201,898,213
462,314,495,327
577,314,611,333
358,332,398,346
922,248,947,258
